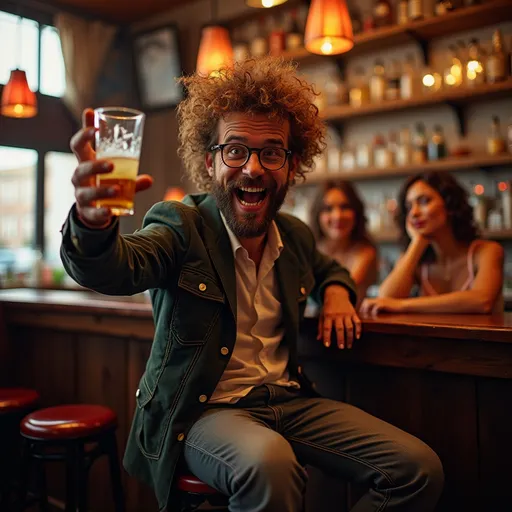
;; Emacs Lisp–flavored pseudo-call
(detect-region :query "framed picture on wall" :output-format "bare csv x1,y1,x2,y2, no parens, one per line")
133,24,184,111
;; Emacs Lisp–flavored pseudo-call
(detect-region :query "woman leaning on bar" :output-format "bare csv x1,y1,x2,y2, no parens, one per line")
310,179,378,306
360,171,504,315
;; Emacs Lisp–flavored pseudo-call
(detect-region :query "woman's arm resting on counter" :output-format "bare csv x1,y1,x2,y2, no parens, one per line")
362,242,504,314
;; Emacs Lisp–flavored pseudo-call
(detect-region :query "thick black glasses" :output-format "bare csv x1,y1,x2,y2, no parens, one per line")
210,143,292,171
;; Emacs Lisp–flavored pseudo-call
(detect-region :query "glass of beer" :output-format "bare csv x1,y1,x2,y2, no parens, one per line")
94,107,146,215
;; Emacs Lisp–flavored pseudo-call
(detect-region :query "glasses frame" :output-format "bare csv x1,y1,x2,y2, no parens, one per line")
210,143,292,172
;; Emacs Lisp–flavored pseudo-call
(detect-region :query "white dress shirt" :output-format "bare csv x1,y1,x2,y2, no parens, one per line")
209,215,299,404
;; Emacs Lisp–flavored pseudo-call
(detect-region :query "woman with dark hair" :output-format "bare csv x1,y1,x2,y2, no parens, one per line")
311,180,377,303
361,171,504,314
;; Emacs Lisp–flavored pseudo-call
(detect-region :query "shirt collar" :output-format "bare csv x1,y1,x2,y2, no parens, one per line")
220,211,284,260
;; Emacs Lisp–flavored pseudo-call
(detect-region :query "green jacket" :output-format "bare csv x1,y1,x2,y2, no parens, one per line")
60,193,356,511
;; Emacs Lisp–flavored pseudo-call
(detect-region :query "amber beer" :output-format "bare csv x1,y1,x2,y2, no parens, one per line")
94,106,146,216
96,156,138,215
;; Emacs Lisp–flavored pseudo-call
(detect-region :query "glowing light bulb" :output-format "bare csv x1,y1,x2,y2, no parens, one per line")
320,39,333,55
13,104,24,115
262,0,275,6
498,182,509,192
422,74,435,87
474,184,485,196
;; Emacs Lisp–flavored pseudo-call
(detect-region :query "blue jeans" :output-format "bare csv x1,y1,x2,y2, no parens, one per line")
183,384,443,512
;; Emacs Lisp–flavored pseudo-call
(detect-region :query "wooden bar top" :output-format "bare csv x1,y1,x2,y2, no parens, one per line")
0,288,510,343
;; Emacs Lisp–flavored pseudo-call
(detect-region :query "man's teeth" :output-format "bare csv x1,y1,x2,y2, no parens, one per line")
240,198,264,206
239,187,265,192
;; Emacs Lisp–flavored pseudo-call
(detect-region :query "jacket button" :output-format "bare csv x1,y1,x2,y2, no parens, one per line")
198,394,207,403
220,346,229,356
135,388,140,398
177,433,185,442
199,283,207,292
300,286,306,295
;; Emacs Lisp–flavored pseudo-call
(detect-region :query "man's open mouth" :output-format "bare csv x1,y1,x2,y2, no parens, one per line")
234,186,268,207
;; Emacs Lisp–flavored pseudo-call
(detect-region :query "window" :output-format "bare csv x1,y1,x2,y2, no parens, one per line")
40,26,66,97
44,152,76,266
0,11,66,97
0,146,37,274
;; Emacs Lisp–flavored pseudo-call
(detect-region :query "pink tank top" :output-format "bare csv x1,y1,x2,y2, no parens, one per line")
420,240,504,313
420,240,479,296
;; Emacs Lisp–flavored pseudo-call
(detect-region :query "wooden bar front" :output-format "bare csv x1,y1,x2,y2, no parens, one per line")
1,288,511,511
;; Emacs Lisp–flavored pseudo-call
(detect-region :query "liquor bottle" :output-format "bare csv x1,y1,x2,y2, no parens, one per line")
349,67,370,108
398,0,409,25
412,123,428,163
286,9,303,50
409,0,424,21
428,125,447,160
443,44,463,87
486,29,508,84
268,15,286,56
466,38,486,86
373,0,393,28
435,0,455,16
400,54,421,99
386,60,401,101
370,60,387,103
487,116,506,155
250,17,268,57
396,127,412,166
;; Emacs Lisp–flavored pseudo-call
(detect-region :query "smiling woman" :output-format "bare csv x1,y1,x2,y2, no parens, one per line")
361,171,505,315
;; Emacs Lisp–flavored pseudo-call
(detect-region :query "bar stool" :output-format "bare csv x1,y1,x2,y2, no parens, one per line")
17,404,124,512
176,471,228,512
0,388,40,511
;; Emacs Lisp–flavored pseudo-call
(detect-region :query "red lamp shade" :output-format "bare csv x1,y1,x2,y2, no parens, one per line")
196,25,234,77
305,0,354,56
1,69,38,118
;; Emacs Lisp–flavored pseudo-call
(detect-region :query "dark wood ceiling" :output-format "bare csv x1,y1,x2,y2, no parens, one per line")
51,0,194,24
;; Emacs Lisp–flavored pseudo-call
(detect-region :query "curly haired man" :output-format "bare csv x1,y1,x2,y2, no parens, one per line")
61,57,443,512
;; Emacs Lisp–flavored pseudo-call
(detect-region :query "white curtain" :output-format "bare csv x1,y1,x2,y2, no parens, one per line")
55,12,117,120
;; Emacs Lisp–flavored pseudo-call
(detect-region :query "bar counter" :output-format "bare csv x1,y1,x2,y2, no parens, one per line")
1,288,511,511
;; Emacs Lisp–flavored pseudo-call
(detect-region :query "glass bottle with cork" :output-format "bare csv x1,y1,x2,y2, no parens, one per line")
428,125,447,160
286,8,303,50
370,60,387,103
466,38,486,86
487,116,506,155
486,29,508,84
412,123,428,163
373,0,393,28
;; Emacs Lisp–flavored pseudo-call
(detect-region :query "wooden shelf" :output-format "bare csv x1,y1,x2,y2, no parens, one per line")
279,0,512,64
321,78,512,123
301,153,512,184
371,228,512,244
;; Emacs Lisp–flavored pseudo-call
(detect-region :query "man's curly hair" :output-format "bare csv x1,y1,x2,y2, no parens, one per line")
396,171,479,263
177,57,326,191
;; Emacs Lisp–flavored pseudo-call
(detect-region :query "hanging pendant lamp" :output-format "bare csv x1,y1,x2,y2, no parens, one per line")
304,0,354,56
196,0,233,77
1,15,37,119
1,69,37,118
246,0,288,7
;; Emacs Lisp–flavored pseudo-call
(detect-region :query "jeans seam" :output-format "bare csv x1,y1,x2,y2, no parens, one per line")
287,435,395,486
184,440,239,476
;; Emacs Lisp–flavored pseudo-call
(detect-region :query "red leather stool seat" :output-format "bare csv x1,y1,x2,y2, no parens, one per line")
21,404,117,440
0,388,39,413
177,474,219,495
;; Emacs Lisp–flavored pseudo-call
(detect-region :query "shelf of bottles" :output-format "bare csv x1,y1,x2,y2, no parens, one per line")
229,0,512,64
304,152,512,184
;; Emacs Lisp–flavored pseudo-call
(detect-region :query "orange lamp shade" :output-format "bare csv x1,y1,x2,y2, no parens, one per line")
164,187,186,202
304,0,354,56
246,0,288,7
196,25,234,77
1,69,37,118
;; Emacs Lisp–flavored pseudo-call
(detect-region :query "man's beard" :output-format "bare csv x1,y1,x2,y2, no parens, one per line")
211,175,289,238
